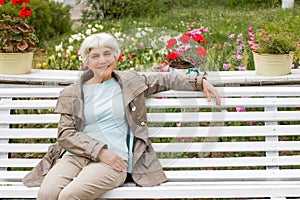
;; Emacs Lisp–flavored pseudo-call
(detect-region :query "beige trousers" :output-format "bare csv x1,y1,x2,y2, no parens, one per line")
37,155,127,200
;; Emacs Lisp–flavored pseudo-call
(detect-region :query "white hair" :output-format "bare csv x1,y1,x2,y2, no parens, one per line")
79,33,121,68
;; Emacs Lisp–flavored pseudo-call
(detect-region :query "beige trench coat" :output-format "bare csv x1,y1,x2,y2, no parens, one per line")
22,69,204,187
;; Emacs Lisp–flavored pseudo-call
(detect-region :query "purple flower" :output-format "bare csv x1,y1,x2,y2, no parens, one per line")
291,64,295,69
229,34,235,39
236,55,243,61
236,107,245,112
236,39,242,44
223,63,230,70
236,65,246,71
248,26,253,33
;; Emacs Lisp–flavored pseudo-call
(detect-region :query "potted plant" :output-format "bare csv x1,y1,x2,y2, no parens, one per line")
0,0,39,74
248,25,298,76
159,25,209,75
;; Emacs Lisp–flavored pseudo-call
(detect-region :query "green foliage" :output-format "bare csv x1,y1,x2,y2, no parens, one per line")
0,0,72,48
81,0,172,22
0,15,39,53
26,0,72,43
254,28,297,54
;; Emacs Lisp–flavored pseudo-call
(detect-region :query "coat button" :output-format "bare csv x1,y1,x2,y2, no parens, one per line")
131,106,136,112
140,121,146,126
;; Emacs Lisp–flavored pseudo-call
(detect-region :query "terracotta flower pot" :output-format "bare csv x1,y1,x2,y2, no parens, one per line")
0,52,33,75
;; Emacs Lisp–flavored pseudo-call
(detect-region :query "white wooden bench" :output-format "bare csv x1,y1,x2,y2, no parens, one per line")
1,70,300,199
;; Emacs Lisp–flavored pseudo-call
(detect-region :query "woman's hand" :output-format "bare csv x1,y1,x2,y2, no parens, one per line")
202,78,221,106
98,149,127,172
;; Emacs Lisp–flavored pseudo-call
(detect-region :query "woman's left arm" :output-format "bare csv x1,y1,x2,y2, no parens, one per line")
142,73,221,106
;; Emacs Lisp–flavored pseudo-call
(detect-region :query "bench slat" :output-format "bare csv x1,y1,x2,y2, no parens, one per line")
0,100,57,109
1,125,300,139
2,170,300,182
2,156,300,168
149,125,300,137
146,98,300,108
2,98,299,110
2,141,300,153
0,87,62,97
1,183,300,198
151,86,300,97
2,111,299,124
0,128,57,138
0,183,300,198
1,86,300,98
147,111,300,122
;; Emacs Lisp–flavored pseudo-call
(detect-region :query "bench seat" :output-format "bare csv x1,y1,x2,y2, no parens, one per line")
1,85,300,199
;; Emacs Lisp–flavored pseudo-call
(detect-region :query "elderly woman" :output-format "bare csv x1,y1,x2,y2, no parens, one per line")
23,32,220,200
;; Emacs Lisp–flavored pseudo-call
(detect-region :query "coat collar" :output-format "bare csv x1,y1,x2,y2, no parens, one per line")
73,69,147,107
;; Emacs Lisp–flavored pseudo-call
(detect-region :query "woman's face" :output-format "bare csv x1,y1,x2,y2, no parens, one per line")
88,47,116,77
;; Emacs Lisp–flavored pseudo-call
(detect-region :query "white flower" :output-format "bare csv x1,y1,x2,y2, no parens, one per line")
135,32,142,38
137,28,142,31
88,24,92,28
86,29,92,35
57,53,62,57
141,31,147,36
98,25,104,30
68,46,74,52
114,32,122,38
55,42,63,52
92,28,97,33
69,37,74,44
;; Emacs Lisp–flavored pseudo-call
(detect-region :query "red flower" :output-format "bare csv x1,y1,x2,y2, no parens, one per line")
192,34,206,44
12,0,24,5
195,47,207,57
0,0,4,5
19,6,32,18
167,52,180,60
166,38,177,49
180,34,190,43
128,53,136,59
118,56,123,61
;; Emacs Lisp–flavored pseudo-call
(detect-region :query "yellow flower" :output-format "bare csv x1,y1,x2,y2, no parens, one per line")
42,62,47,67
49,55,55,61
36,63,42,69
71,55,77,60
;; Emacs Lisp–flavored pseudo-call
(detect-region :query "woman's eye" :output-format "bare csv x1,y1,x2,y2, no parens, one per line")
91,55,99,59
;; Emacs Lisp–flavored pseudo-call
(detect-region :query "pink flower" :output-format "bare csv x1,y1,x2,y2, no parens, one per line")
236,107,245,112
223,64,230,70
236,65,246,71
229,34,235,39
248,26,253,33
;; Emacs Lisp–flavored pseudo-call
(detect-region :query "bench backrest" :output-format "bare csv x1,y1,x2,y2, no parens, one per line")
1,85,300,184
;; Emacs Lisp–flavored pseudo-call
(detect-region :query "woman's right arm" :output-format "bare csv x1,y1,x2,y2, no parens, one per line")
57,113,107,162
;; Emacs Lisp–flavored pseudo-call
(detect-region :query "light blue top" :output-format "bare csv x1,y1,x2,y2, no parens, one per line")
66,77,133,172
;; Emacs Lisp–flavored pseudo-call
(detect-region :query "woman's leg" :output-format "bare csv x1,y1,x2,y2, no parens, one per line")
37,155,89,200
58,161,127,200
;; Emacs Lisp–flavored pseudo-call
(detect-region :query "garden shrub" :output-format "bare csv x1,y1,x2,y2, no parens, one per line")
81,0,172,22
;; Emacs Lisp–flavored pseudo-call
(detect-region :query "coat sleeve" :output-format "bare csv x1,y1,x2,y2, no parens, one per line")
54,86,107,162
141,73,204,97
